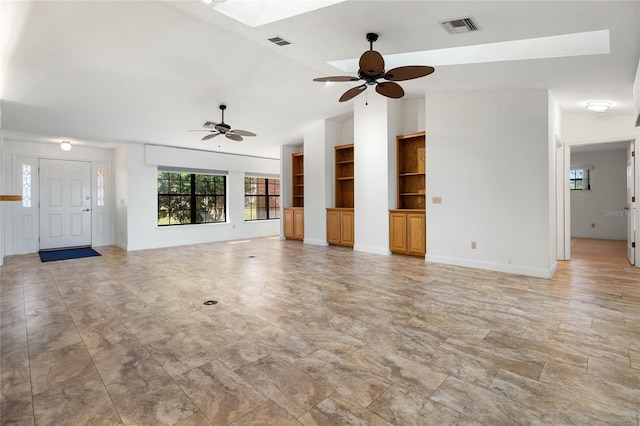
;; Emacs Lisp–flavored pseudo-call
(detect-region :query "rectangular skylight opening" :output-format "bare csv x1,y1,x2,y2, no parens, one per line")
213,0,347,27
327,29,610,73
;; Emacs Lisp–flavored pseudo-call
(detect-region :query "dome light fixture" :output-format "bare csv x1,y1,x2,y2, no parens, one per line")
586,101,611,113
60,141,72,151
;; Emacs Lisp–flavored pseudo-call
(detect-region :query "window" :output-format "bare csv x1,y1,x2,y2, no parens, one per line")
157,171,226,226
96,168,105,207
570,169,590,190
244,177,280,220
22,164,31,207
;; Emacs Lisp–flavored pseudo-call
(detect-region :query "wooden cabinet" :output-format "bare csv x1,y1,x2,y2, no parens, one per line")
284,207,304,240
292,152,304,208
389,210,425,256
285,152,304,241
328,144,354,247
390,132,426,256
326,208,354,247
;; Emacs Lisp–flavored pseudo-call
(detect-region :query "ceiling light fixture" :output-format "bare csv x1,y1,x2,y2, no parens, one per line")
586,101,611,113
202,0,213,3
60,141,71,151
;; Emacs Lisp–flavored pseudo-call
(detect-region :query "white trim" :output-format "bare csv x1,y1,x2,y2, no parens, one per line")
426,254,556,279
353,244,391,256
304,238,328,246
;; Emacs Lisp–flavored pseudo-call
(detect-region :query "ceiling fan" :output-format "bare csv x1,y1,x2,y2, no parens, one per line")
195,105,256,141
314,33,435,102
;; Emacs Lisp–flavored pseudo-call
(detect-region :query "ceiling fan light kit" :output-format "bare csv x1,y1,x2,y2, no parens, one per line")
196,104,257,142
314,32,435,102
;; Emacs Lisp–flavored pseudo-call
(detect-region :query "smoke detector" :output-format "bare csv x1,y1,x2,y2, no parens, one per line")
441,17,479,34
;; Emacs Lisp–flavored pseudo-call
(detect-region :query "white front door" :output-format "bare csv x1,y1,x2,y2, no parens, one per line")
39,159,92,250
627,142,636,265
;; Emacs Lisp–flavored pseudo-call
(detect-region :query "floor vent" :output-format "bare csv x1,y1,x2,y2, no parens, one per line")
440,17,479,34
268,36,292,46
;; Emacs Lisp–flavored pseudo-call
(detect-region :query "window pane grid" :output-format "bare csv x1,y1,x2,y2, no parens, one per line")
158,172,226,226
244,177,280,221
569,169,590,191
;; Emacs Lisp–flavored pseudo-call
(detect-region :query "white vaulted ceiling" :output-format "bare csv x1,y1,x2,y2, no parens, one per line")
1,1,639,158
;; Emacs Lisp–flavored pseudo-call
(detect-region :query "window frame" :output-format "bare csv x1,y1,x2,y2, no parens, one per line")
157,171,227,226
244,176,280,221
569,168,591,191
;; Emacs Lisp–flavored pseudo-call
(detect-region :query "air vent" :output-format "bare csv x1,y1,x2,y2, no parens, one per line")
268,36,292,46
440,17,479,34
202,121,216,129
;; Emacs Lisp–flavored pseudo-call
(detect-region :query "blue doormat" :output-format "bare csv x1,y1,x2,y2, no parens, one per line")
38,247,101,262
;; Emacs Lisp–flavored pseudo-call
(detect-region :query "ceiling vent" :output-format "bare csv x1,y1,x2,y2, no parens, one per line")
202,121,217,129
268,36,292,47
440,17,479,34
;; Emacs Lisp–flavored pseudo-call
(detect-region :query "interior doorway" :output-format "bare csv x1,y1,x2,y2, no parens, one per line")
562,139,637,266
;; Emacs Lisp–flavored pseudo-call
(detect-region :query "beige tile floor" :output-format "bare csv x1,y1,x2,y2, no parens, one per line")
1,237,639,425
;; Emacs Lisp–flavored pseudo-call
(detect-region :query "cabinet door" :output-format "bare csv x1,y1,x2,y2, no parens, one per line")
389,212,407,254
340,210,354,247
293,208,304,240
326,210,340,245
406,212,426,256
284,208,294,239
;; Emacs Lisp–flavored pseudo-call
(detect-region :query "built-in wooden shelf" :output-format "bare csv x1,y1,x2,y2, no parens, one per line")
0,195,22,201
327,143,355,248
390,132,426,257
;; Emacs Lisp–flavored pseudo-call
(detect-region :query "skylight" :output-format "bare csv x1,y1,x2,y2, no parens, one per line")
213,0,347,27
328,30,610,72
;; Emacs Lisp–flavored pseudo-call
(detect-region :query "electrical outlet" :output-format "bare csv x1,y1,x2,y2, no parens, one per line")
432,196,442,204
471,241,477,249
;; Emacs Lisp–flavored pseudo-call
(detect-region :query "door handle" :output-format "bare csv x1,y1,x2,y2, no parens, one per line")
82,209,91,212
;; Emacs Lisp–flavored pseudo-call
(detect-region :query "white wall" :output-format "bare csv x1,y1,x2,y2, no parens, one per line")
119,144,280,251
353,95,402,255
570,149,627,240
425,90,554,278
402,98,426,135
562,114,639,142
303,121,330,246
3,140,115,255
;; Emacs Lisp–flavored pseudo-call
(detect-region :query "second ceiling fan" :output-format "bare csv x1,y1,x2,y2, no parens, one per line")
198,105,256,142
314,33,435,102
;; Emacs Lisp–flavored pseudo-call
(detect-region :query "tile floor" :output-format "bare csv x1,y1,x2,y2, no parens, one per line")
1,237,639,425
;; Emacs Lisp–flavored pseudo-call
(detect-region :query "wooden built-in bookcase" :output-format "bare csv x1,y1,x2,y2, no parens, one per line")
334,144,354,208
327,144,354,247
284,151,304,240
390,132,426,256
397,132,426,209
292,152,304,208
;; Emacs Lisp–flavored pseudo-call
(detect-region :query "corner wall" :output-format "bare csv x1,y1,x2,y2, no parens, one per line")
425,90,554,278
122,144,280,251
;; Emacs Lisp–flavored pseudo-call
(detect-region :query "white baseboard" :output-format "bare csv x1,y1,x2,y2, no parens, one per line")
304,238,329,246
425,254,556,279
353,244,391,256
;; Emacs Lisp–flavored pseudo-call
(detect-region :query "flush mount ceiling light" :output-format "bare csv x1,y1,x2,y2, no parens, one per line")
212,0,346,27
60,141,71,151
586,101,611,113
